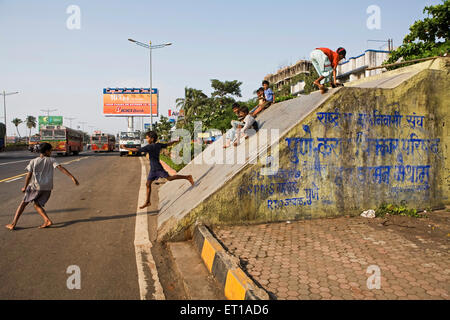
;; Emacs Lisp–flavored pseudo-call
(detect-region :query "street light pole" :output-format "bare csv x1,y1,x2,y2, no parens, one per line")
66,117,76,128
2,90,19,141
40,108,58,117
128,38,172,132
149,40,153,130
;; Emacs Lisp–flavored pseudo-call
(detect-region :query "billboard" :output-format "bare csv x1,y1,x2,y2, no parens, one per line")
103,88,158,117
39,116,63,128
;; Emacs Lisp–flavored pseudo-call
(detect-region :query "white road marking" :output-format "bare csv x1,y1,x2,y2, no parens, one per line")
5,177,23,183
134,157,165,300
0,159,31,166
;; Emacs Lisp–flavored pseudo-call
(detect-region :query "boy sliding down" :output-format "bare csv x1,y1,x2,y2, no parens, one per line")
5,143,79,230
120,131,194,209
224,106,255,148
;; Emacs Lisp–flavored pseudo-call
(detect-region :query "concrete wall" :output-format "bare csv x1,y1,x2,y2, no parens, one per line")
188,67,449,227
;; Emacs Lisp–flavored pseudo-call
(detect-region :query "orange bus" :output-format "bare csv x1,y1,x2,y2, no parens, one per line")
91,132,115,152
40,125,83,156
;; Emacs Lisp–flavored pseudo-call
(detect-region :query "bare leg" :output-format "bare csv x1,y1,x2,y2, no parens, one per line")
313,76,328,94
34,203,53,229
167,174,194,186
5,201,29,230
139,181,152,209
251,106,264,117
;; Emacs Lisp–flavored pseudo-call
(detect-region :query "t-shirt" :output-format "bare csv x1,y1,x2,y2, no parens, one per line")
264,88,274,102
317,48,340,68
25,156,60,190
138,143,168,172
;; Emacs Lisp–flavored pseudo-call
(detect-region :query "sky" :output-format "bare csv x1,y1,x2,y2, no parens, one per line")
0,0,442,137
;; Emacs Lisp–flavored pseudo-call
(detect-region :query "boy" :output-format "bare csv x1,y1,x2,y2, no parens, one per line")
224,106,255,148
120,131,194,209
250,87,268,118
310,47,346,93
5,142,79,230
262,80,274,105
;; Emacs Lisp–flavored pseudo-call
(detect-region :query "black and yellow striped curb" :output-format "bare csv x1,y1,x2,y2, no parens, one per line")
193,224,269,300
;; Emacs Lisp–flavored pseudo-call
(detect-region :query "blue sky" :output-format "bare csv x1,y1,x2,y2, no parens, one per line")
0,0,441,136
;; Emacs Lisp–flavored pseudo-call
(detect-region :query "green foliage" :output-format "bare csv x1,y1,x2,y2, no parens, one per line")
160,153,185,172
385,1,449,66
11,118,22,138
375,201,421,218
154,115,173,141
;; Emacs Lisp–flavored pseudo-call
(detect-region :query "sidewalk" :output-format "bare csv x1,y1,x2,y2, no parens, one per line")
212,209,449,300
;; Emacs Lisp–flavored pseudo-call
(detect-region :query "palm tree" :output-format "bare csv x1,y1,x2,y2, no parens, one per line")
11,118,23,138
25,116,37,140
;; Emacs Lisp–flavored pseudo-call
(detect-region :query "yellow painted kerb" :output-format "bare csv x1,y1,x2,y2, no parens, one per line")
201,239,217,272
224,269,249,300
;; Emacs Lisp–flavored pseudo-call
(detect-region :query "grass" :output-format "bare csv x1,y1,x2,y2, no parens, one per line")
375,201,421,218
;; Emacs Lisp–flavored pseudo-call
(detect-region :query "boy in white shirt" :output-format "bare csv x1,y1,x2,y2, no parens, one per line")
5,142,79,230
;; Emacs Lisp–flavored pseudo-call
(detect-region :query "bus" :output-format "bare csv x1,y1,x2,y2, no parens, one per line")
28,134,40,152
119,131,142,156
40,125,83,156
91,132,115,152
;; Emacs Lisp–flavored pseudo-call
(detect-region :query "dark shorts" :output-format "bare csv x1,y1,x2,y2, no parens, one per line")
23,186,51,207
148,169,170,182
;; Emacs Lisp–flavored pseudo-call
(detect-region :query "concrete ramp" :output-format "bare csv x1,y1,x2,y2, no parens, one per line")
157,90,336,240
157,57,449,241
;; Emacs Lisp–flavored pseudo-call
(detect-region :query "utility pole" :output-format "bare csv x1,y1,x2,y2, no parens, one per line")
1,90,19,141
66,117,76,128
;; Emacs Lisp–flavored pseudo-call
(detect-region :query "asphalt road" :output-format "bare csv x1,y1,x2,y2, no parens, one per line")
0,150,146,299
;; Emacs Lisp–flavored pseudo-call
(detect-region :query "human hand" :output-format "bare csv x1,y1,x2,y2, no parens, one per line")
72,177,79,186
21,187,26,193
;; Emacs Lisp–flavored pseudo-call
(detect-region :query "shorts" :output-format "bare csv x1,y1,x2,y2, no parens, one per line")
148,169,170,182
23,186,51,207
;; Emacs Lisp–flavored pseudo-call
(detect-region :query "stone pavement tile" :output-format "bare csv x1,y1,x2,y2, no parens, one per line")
213,216,450,300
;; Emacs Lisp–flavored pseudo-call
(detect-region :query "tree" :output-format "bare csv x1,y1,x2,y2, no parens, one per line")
210,79,242,100
386,1,449,65
155,116,173,141
11,118,22,138
25,115,37,140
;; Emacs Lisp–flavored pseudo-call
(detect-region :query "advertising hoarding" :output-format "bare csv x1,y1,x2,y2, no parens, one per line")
103,88,158,117
38,116,63,128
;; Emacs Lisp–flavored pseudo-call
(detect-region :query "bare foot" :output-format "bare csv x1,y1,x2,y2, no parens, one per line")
320,86,328,94
187,175,195,186
139,202,151,209
38,220,52,229
5,224,15,230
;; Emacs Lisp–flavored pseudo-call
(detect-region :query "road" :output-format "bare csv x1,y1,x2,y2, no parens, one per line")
0,150,152,299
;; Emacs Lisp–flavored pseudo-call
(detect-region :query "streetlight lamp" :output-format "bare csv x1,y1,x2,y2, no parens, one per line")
1,90,19,140
128,38,172,130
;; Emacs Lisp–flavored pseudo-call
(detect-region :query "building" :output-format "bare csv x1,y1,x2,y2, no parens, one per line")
337,49,391,83
264,60,312,92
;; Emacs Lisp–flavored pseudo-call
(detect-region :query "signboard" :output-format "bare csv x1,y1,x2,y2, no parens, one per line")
39,116,63,128
103,88,158,117
144,123,151,130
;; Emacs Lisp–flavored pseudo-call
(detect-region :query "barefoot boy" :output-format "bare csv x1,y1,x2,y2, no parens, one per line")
310,47,346,93
5,142,79,230
120,131,194,209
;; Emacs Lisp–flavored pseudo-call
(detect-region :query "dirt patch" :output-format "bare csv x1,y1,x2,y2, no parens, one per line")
363,207,450,252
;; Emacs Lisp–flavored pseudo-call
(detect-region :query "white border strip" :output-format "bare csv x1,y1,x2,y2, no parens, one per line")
134,157,165,300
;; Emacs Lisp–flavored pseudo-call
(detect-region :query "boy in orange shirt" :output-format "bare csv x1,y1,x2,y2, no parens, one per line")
310,47,346,93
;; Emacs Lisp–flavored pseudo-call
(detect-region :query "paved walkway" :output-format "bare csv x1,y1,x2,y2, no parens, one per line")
213,213,449,300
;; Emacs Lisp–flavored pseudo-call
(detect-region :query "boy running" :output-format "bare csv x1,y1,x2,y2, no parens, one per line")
310,47,346,93
120,131,194,209
5,142,79,230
